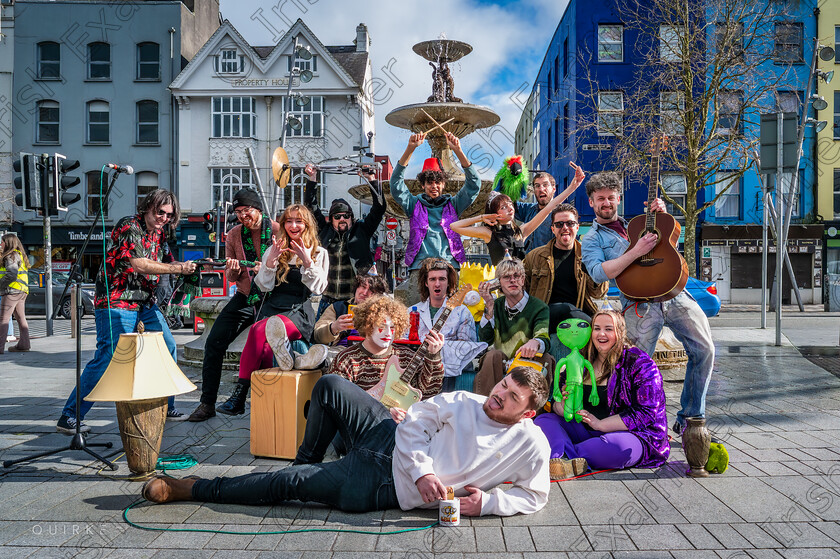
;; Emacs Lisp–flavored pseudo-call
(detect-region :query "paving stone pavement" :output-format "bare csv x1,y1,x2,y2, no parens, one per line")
2,318,840,557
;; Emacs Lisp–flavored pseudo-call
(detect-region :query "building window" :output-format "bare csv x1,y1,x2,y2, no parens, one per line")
717,91,743,136
598,25,623,62
137,42,160,80
547,122,553,165
137,100,159,144
774,171,801,217
563,38,569,76
37,42,60,79
547,69,553,102
836,25,840,63
211,168,254,207
598,91,623,136
86,171,109,217
288,53,317,73
715,22,743,64
87,42,110,80
775,90,802,114
281,169,324,209
774,23,803,63
136,172,158,205
834,169,840,217
554,117,561,159
714,172,740,219
660,25,681,62
835,92,840,140
212,97,256,138
661,174,686,219
563,103,569,149
283,96,323,137
86,101,109,144
36,100,59,144
660,91,685,135
217,48,244,74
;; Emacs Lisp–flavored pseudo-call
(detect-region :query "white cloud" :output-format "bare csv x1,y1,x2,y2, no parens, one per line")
221,0,567,178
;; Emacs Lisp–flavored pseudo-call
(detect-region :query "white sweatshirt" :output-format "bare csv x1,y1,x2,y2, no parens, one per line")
254,245,328,294
392,391,551,517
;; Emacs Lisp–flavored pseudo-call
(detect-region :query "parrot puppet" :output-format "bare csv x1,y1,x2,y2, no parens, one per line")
492,155,529,201
553,304,599,423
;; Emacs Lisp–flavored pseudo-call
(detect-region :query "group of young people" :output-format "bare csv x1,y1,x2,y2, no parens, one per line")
52,131,714,518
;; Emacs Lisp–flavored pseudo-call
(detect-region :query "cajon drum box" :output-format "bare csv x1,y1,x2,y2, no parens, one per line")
250,368,322,459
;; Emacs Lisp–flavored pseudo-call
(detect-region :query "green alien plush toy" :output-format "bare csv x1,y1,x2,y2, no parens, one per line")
553,305,599,422
705,442,729,474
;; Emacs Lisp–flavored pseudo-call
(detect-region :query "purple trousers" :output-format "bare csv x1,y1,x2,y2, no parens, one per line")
534,412,644,470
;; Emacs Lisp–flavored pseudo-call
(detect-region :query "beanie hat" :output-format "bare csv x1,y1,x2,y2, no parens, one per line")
329,198,354,220
232,188,263,212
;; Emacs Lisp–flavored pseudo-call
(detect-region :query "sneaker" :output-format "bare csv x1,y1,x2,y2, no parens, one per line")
187,402,216,422
294,344,328,370
166,408,187,420
56,415,91,435
549,457,588,479
266,316,294,370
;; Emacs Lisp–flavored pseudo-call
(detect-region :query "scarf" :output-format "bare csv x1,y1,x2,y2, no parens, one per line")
244,215,272,305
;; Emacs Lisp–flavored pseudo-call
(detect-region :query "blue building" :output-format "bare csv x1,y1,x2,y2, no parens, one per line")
514,0,823,304
10,0,218,279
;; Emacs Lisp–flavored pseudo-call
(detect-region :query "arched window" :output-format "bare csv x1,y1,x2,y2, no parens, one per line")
86,170,109,217
86,101,110,144
137,42,160,80
36,100,59,143
37,42,60,79
136,100,159,144
136,172,159,204
87,42,110,80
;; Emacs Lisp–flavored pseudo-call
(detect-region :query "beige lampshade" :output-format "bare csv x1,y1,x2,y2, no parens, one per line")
84,331,197,402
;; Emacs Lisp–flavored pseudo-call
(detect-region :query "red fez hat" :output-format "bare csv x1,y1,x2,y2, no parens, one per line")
421,158,443,173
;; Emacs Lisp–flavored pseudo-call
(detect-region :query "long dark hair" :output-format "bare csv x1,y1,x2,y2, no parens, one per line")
138,189,181,227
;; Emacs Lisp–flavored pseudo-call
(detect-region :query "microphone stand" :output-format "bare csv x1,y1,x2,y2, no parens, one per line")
3,170,128,469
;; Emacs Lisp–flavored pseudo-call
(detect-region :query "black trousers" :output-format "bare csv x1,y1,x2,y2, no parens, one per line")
200,292,257,405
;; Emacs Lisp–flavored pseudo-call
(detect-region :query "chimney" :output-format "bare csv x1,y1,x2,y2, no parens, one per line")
355,23,369,53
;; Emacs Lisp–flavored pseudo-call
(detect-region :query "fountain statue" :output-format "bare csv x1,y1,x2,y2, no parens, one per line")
350,36,501,218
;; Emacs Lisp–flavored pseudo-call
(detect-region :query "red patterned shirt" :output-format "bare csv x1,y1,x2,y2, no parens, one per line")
94,214,163,310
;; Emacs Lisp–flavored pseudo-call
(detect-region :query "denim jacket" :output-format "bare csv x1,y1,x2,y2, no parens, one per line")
580,218,634,310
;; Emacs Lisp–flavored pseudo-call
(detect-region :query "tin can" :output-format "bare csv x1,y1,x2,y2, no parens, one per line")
439,499,460,527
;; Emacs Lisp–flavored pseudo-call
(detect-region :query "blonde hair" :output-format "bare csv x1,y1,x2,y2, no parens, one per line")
274,204,320,285
353,295,409,339
585,309,628,383
1,234,27,268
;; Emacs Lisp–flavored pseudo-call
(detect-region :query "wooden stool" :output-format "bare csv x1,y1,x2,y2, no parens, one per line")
250,368,322,459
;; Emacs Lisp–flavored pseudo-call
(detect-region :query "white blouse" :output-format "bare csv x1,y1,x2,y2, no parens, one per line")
255,245,329,295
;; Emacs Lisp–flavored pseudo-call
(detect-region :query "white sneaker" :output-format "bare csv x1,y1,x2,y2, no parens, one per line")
265,316,294,370
294,344,328,370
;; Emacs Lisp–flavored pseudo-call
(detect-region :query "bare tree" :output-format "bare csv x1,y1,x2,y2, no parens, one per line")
574,0,798,273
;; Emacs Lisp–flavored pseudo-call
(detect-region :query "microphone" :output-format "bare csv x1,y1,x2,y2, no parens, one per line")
106,163,134,175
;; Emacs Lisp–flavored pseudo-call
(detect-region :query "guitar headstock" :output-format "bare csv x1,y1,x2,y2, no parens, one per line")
447,284,472,309
650,136,669,156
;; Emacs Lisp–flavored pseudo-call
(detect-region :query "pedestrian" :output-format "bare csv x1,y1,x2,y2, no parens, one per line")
0,233,30,353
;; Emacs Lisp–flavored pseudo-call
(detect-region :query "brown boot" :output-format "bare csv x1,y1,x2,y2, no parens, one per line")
187,402,216,422
549,457,588,480
141,475,198,503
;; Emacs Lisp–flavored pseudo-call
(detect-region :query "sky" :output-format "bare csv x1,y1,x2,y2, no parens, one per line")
219,0,570,178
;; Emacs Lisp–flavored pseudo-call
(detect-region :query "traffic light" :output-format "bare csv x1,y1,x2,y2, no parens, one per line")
203,211,214,232
52,153,81,213
12,152,42,211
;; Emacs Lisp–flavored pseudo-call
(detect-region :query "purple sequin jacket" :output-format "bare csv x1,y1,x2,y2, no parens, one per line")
606,346,670,468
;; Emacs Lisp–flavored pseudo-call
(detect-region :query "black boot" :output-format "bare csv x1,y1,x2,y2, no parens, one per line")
216,382,249,415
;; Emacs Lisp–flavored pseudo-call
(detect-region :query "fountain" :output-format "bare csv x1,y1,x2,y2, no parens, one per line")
350,36,501,218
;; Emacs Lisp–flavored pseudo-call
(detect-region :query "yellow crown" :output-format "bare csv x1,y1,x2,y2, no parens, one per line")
458,262,497,321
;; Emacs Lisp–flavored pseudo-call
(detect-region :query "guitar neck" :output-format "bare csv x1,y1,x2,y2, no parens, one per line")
399,306,452,384
646,151,660,233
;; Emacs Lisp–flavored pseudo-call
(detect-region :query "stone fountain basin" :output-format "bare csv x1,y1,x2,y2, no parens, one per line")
349,178,496,220
385,103,500,138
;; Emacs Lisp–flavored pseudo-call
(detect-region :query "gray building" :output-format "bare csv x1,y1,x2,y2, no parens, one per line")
0,1,15,225
10,0,218,277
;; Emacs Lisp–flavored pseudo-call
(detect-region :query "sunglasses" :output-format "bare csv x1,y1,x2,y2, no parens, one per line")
552,220,578,229
155,209,174,219
332,212,352,220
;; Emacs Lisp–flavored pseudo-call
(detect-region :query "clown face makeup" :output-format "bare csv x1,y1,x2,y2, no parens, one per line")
368,317,395,351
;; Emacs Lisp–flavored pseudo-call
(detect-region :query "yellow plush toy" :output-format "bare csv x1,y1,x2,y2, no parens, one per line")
458,262,496,320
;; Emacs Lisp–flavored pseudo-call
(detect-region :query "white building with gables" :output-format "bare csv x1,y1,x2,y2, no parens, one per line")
169,18,375,254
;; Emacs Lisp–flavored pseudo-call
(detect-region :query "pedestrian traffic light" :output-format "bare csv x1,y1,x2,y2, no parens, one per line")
12,152,42,211
203,211,214,232
52,153,81,213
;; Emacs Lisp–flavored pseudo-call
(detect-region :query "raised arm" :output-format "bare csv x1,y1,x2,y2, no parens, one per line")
303,164,329,232
358,168,386,236
520,162,585,239
449,214,493,243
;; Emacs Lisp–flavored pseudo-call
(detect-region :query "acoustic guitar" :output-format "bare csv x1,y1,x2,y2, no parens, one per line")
615,137,689,302
366,285,470,409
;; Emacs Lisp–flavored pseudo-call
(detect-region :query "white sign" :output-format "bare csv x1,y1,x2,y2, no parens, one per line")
386,230,397,242
582,144,612,151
